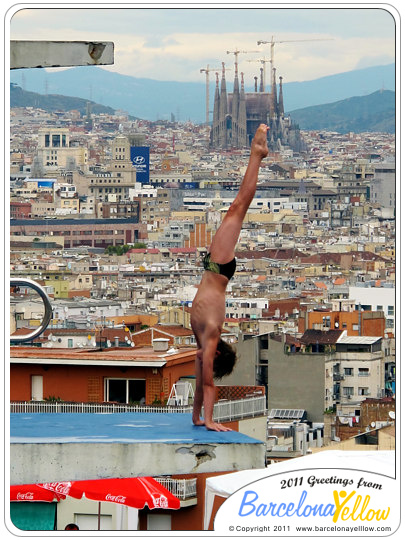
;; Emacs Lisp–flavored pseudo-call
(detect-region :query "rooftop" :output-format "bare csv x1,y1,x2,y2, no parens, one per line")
10,345,196,367
10,412,266,483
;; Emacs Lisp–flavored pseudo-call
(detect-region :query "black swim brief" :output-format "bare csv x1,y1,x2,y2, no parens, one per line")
203,253,237,280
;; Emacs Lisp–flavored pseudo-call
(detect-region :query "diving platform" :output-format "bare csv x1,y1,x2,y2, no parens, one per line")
10,412,266,484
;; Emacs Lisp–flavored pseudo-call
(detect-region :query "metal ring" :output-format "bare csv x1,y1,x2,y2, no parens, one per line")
10,278,53,343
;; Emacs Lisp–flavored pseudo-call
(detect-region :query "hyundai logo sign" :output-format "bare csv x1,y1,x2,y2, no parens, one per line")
130,146,150,184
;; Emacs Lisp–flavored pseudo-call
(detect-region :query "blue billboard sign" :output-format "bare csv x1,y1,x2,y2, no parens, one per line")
130,146,150,184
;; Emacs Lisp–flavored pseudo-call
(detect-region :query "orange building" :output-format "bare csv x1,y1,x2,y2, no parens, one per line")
184,222,213,249
10,345,197,405
298,309,385,337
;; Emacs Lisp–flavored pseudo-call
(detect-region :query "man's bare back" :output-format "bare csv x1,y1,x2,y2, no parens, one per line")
191,271,227,339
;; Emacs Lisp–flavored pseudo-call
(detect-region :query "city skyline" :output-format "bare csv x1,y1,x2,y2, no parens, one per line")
8,5,396,87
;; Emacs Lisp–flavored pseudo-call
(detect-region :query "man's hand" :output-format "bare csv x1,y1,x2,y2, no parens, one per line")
251,123,269,159
205,421,233,432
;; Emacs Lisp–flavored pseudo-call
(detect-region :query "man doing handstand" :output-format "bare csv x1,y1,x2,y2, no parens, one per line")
191,124,269,431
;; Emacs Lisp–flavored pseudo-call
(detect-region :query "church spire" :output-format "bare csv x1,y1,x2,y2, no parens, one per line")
259,68,264,92
213,71,220,123
270,67,278,117
278,76,284,116
237,72,247,147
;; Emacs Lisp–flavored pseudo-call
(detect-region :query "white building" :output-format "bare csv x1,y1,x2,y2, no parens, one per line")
225,297,269,319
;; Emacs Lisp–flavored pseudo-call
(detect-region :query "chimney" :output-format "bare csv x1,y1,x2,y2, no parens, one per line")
152,338,170,352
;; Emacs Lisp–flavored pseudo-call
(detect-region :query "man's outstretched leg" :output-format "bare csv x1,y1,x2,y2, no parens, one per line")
209,124,269,263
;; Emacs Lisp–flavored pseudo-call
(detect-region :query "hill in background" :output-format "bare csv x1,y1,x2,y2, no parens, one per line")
288,90,395,134
10,83,115,116
9,63,395,124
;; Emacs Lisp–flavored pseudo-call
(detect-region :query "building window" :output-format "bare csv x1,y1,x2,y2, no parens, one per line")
343,387,354,397
358,387,369,396
323,316,331,328
344,367,353,376
105,378,146,404
358,368,370,377
52,134,61,147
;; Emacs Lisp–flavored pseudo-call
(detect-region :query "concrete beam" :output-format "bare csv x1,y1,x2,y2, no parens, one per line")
10,41,114,69
10,413,266,484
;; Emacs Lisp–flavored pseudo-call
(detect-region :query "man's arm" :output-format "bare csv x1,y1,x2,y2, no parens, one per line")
201,335,232,432
192,351,204,426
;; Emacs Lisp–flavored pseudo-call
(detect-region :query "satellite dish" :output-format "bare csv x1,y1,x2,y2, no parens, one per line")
389,411,395,420
107,340,111,347
130,342,135,347
371,422,376,428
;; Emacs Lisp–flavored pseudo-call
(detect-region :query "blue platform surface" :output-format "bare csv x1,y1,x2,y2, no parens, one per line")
10,413,263,445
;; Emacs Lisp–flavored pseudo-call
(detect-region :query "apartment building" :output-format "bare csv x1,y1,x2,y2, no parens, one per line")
10,218,147,249
229,328,393,425
324,335,384,411
349,285,395,334
36,127,88,171
369,160,395,214
298,309,386,336
225,297,269,320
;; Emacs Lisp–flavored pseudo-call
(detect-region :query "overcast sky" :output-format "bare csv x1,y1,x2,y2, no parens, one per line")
8,4,397,86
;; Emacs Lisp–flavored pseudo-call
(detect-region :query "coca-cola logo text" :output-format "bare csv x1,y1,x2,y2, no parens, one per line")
17,492,34,500
106,493,126,503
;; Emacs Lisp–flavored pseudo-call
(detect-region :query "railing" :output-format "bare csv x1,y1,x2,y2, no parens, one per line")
10,395,267,421
213,396,267,422
10,401,193,414
154,477,197,500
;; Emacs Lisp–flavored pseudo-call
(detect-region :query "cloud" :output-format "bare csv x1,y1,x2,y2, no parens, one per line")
355,55,394,70
9,7,395,83
143,37,180,49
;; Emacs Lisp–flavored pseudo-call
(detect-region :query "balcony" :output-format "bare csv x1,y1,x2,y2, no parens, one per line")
333,373,345,381
10,395,267,422
154,477,197,506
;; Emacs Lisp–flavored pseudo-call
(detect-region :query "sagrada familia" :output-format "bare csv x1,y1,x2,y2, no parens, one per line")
210,62,306,153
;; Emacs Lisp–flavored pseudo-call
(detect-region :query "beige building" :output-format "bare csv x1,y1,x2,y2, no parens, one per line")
37,127,88,171
325,336,386,416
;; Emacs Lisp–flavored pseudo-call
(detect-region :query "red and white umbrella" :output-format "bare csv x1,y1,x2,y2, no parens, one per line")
11,484,66,503
38,477,180,510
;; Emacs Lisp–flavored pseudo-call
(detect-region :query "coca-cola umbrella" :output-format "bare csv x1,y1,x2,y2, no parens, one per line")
39,477,180,530
11,484,66,503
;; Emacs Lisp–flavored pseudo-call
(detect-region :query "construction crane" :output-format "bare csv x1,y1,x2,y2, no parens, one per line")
257,36,333,81
200,64,230,126
226,48,261,98
247,57,271,92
